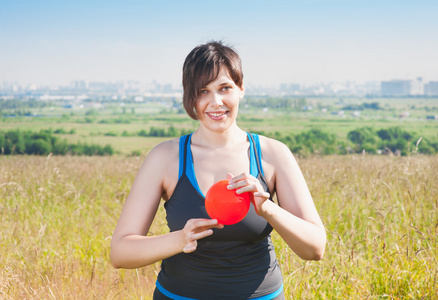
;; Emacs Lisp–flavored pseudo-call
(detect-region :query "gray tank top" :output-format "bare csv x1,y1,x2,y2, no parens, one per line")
156,133,283,299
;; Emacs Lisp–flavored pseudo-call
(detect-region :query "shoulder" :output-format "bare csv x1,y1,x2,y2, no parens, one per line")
140,137,180,171
133,137,181,200
148,137,180,155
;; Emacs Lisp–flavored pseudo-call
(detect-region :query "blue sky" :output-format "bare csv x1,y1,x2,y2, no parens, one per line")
1,0,437,86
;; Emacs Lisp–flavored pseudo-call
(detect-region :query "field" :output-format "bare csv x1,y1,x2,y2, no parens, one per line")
2,97,438,155
1,97,438,299
1,154,437,299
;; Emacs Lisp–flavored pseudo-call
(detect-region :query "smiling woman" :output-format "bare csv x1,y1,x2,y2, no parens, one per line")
110,41,326,300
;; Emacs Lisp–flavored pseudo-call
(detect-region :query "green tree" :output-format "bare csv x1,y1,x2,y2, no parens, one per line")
31,138,52,155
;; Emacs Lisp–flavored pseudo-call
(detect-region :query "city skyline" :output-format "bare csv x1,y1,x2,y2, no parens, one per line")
1,75,436,89
1,0,437,87
3,77,438,98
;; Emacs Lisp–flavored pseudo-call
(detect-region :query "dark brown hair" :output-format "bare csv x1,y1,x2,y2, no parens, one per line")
182,41,243,120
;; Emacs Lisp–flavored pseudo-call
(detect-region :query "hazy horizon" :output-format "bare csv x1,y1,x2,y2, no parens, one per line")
1,0,437,87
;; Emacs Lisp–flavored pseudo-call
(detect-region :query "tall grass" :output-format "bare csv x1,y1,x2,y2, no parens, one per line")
279,155,437,299
1,154,437,299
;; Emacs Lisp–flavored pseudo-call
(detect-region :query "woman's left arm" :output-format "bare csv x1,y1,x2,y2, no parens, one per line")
228,138,326,261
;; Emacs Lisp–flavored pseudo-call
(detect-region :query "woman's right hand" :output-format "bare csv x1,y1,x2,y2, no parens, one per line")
180,219,224,253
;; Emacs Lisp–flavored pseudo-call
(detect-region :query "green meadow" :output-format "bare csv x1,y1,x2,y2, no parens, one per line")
1,97,438,298
1,97,438,155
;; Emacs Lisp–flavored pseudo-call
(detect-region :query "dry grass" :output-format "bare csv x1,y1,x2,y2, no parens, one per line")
1,154,437,299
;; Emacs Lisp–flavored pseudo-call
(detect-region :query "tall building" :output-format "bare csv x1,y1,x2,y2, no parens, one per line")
410,77,424,95
424,81,438,96
381,80,411,96
381,78,424,96
71,80,89,89
279,83,301,95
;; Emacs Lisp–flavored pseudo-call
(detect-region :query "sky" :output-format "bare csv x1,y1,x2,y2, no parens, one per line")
1,0,437,87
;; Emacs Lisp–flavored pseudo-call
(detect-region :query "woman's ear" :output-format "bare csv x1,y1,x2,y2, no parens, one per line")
239,85,245,100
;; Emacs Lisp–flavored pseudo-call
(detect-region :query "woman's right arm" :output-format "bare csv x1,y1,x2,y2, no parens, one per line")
110,140,222,269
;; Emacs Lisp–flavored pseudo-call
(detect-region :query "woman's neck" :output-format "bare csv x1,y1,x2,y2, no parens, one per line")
192,124,247,149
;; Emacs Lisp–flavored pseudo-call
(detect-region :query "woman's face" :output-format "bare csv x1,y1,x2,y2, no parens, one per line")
195,67,245,133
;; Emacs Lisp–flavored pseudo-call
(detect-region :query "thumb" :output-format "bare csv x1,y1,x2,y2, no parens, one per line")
183,241,197,253
226,172,234,181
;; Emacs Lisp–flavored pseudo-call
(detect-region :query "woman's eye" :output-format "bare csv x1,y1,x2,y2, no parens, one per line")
221,86,231,92
199,90,208,95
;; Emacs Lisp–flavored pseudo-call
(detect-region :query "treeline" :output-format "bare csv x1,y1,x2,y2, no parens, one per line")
244,97,307,110
341,102,382,111
346,127,437,155
243,98,385,111
0,129,113,156
1,99,50,110
2,126,436,157
254,126,438,156
103,126,192,138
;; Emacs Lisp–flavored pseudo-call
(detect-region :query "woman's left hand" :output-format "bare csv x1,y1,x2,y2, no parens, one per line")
226,172,271,216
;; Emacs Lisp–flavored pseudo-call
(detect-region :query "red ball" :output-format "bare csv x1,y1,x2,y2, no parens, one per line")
205,180,251,225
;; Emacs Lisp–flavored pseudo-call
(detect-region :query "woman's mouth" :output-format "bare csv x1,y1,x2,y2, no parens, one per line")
206,111,228,120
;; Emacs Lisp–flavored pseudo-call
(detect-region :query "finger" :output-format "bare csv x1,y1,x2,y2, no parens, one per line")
190,228,214,241
183,241,197,253
234,178,255,189
183,226,218,252
254,191,270,199
227,172,252,184
236,183,258,194
187,219,219,231
193,223,224,233
226,172,234,180
186,220,224,238
228,177,257,190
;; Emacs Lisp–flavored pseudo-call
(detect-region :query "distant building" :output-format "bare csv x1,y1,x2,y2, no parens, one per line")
71,80,89,89
411,77,424,95
381,80,412,96
162,84,173,93
424,81,438,96
279,83,300,95
134,96,144,102
381,78,424,96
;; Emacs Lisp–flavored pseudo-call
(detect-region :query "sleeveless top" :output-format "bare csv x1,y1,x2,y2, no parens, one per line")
156,133,283,299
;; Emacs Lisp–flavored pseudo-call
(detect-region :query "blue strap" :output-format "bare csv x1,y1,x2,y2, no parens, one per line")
184,133,204,196
156,280,197,300
156,281,283,300
247,132,258,177
177,135,188,180
251,284,283,299
250,133,265,177
178,134,203,196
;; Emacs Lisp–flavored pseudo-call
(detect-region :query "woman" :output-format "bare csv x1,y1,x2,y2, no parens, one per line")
110,41,326,299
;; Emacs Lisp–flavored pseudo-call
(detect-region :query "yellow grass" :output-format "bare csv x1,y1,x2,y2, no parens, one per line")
1,154,437,299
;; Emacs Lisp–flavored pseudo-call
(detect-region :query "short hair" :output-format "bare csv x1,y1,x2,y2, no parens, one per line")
182,41,243,120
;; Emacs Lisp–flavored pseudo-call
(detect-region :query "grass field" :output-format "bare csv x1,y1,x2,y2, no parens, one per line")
1,153,437,299
2,115,437,156
2,97,438,155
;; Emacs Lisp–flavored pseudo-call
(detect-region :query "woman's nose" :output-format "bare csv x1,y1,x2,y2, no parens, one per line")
209,92,223,107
